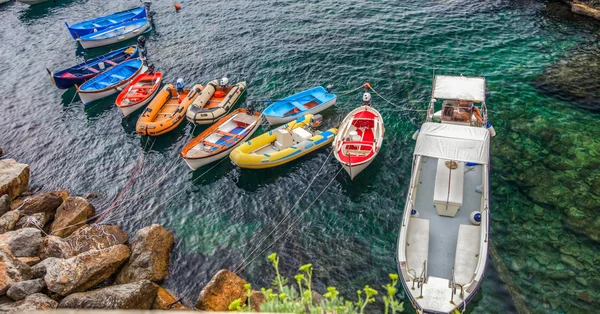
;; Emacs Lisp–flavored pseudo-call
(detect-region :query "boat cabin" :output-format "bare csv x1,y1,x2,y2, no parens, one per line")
428,75,488,127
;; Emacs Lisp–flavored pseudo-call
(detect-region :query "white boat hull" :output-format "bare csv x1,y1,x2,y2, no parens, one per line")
264,98,337,125
341,158,373,180
17,0,50,4
77,21,151,49
119,97,152,117
79,66,147,105
182,124,260,170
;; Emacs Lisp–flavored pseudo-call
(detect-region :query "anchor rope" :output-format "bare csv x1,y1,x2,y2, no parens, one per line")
234,166,343,274
232,148,335,274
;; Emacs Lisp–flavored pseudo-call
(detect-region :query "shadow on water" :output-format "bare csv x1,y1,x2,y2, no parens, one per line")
17,0,77,21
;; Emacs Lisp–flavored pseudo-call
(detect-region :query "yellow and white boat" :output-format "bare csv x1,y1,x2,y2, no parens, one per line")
229,114,337,169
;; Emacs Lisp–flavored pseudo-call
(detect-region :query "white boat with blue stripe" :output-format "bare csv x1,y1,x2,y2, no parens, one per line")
262,86,336,125
77,18,152,49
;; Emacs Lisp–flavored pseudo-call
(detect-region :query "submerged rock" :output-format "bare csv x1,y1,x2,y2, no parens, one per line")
0,245,32,295
49,196,95,238
0,159,29,201
45,244,130,296
0,293,57,312
6,278,45,301
195,269,248,311
116,224,173,284
58,280,158,309
0,211,20,234
0,228,42,257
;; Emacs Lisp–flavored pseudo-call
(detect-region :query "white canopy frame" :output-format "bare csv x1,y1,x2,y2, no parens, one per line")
414,122,490,164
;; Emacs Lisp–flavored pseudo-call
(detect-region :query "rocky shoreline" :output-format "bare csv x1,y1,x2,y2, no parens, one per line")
565,0,600,20
0,157,190,312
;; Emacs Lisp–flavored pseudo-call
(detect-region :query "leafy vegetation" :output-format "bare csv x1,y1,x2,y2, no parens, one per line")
230,253,404,313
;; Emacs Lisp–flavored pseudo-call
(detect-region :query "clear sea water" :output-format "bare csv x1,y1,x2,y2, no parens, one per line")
1,0,599,313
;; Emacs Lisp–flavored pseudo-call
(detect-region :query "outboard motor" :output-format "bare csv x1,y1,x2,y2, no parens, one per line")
147,63,155,74
326,83,334,94
175,78,185,94
220,77,229,89
137,36,147,59
246,100,255,115
310,114,323,128
142,1,156,20
362,92,372,106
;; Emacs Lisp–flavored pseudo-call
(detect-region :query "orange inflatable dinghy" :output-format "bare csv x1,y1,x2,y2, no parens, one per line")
136,83,203,136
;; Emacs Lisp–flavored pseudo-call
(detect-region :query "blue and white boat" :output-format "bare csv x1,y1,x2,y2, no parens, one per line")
262,86,337,125
65,6,147,40
48,46,139,89
77,18,152,49
76,59,146,105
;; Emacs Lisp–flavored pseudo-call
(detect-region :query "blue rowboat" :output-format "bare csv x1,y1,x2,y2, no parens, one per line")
76,59,146,105
65,6,147,40
77,18,152,49
48,46,139,89
262,86,337,125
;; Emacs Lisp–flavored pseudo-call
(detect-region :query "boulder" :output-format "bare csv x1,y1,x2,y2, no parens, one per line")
50,197,95,238
18,192,64,216
250,290,265,312
116,224,173,284
31,258,60,279
0,195,9,217
40,224,129,260
58,280,158,309
0,228,42,257
6,278,45,301
152,285,187,310
15,212,53,230
0,293,57,312
572,3,600,20
195,269,248,311
45,244,130,296
39,236,72,260
0,211,19,234
0,245,32,295
0,160,29,201
16,257,40,267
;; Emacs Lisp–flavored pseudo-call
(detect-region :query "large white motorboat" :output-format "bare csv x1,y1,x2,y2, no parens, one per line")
397,75,493,313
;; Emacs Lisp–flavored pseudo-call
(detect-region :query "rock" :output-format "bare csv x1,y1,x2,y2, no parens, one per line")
195,269,248,311
31,258,60,279
16,257,40,267
0,160,29,201
45,244,130,296
0,211,19,234
0,228,42,257
0,295,12,305
152,285,187,310
0,195,9,217
40,224,129,260
15,212,53,230
116,224,173,284
0,245,32,295
50,197,95,238
571,3,600,20
39,236,72,260
65,224,128,256
18,192,64,217
249,290,265,311
6,279,45,301
560,254,585,270
0,293,57,312
58,280,158,310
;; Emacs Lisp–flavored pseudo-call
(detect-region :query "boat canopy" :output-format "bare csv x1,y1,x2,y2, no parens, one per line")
414,122,490,164
432,75,486,102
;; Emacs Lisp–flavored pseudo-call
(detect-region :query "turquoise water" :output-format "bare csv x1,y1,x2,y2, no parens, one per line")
1,0,599,312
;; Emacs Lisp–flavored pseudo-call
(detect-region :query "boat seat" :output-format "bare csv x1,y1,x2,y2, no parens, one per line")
406,217,430,278
313,93,329,103
291,101,306,110
85,66,100,73
216,130,242,138
105,60,117,66
433,159,464,217
454,224,481,285
112,75,126,80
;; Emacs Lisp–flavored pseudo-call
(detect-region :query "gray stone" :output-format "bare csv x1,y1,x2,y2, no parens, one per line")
58,280,158,309
31,257,60,279
0,160,30,201
45,244,130,296
0,293,57,312
18,192,64,216
0,228,42,257
6,279,45,301
15,212,53,230
0,211,20,234
0,245,32,295
0,195,9,217
39,236,72,260
49,197,95,238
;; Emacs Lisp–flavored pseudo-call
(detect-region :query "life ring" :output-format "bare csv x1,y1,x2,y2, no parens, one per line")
473,106,483,124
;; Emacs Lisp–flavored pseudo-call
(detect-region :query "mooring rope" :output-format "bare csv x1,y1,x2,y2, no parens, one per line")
234,166,343,274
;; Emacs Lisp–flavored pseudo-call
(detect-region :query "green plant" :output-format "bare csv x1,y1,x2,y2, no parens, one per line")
230,253,403,313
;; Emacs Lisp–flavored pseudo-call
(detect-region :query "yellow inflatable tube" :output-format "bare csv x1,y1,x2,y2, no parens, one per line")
230,114,338,169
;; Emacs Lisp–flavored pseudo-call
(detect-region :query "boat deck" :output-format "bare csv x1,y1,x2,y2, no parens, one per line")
413,156,482,280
